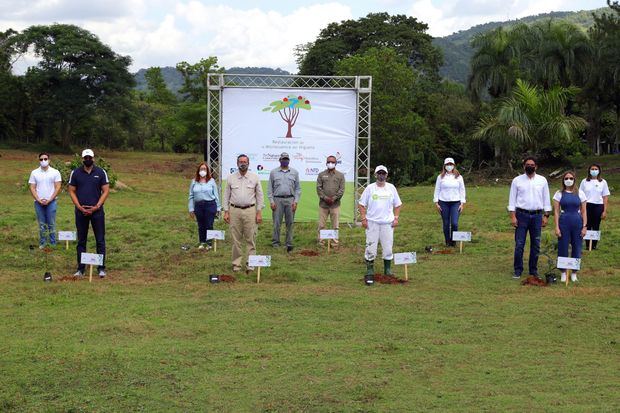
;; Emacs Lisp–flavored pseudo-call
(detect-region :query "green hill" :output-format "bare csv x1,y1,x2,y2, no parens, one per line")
434,7,609,84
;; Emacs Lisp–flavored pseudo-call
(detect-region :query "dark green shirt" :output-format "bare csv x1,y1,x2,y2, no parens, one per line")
316,169,345,209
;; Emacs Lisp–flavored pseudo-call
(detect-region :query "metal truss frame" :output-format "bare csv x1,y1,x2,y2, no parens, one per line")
206,73,372,222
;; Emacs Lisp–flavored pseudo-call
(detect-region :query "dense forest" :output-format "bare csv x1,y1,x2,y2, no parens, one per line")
0,7,618,184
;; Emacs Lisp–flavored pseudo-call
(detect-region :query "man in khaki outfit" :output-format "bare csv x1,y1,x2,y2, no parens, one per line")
316,155,345,244
223,154,264,272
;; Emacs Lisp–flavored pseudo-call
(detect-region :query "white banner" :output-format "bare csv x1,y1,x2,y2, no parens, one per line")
319,229,339,240
394,252,417,265
584,231,601,241
206,230,225,240
58,231,77,241
80,253,104,266
452,231,472,242
557,257,581,271
248,255,272,267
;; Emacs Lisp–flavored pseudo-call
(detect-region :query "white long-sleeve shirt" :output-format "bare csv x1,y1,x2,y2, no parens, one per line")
579,178,610,205
433,173,466,203
508,173,552,212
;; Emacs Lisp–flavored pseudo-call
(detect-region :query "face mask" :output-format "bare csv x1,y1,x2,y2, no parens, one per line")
590,170,599,177
280,160,289,168
40,160,49,168
238,163,248,171
376,174,387,182
525,165,535,175
326,162,336,170
564,179,574,187
199,170,207,178
445,165,454,172
83,159,94,167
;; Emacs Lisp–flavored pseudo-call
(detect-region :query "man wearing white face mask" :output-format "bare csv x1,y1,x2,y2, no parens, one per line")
358,165,402,277
28,152,62,248
316,155,345,244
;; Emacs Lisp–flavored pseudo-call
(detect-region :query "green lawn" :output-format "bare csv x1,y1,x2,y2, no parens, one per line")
1,149,619,412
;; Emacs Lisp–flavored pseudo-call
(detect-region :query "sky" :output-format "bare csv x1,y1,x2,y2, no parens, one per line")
1,0,603,73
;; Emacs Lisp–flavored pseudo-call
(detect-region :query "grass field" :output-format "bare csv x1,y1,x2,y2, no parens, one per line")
1,149,619,412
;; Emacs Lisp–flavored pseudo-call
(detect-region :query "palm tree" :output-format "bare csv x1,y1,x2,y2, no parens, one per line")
474,79,588,165
467,25,530,100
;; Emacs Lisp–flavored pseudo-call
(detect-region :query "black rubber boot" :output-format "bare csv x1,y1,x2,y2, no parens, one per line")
365,260,374,276
384,259,393,276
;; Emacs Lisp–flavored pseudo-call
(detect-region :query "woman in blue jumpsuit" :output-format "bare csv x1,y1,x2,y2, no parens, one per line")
553,172,587,282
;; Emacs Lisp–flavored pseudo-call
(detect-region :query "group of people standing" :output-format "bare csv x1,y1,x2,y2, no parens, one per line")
28,149,610,281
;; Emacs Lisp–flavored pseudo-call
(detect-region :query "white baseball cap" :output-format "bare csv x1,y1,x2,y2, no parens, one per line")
444,157,455,165
82,149,94,158
374,165,388,174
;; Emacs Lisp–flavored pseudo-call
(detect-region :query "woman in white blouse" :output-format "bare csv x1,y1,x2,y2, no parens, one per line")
578,164,610,250
433,157,466,247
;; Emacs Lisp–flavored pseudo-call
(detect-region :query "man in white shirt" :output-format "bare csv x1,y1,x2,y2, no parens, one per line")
508,156,552,279
28,152,62,247
358,165,403,277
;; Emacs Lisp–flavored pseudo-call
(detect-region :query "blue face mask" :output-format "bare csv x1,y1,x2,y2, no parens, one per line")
590,169,599,177
280,160,289,168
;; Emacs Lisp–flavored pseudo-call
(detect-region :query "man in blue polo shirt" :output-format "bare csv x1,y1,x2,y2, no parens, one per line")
68,149,110,278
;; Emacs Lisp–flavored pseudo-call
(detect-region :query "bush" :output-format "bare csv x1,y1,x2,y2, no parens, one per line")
24,154,118,190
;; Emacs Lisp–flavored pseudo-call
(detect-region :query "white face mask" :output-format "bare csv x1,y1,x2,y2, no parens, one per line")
326,162,336,170
199,170,207,178
590,169,599,177
564,179,574,187
445,165,454,172
40,160,49,168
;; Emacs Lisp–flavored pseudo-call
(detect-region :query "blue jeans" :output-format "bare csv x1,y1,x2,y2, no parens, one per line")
194,200,218,244
34,199,57,246
439,200,460,244
513,210,542,276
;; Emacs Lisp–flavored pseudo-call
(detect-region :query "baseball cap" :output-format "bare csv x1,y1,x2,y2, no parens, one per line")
279,152,290,160
374,165,388,174
444,157,455,165
82,149,95,158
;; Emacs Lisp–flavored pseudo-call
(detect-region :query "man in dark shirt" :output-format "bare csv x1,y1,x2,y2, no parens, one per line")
68,149,110,277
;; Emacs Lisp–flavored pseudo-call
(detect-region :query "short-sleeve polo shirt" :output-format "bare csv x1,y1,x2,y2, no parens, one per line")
68,166,109,206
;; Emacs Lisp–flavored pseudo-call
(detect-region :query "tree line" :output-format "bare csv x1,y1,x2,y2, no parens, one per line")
0,9,618,185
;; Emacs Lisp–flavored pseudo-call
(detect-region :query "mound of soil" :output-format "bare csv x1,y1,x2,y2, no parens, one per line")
219,275,236,283
372,274,408,284
521,276,547,287
57,276,80,282
434,249,454,254
299,250,319,257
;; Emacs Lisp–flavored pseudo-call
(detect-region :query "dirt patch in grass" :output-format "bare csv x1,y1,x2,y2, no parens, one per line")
219,275,236,282
521,276,547,287
433,249,454,254
57,276,81,282
371,274,408,284
299,249,319,257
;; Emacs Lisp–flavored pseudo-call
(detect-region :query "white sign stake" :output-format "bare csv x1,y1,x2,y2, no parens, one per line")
320,230,339,253
394,252,416,281
248,255,271,283
58,231,77,250
584,230,600,251
81,253,104,283
452,231,472,254
207,230,225,252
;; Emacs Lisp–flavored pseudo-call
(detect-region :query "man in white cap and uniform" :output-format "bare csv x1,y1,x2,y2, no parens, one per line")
358,165,403,276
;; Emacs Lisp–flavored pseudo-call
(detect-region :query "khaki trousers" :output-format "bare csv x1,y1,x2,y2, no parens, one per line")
230,206,257,270
318,206,340,240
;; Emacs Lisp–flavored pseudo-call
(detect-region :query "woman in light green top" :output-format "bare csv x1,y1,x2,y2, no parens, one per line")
188,163,220,249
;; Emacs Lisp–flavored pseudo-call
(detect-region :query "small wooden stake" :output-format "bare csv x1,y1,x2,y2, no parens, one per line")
459,241,463,254
66,240,69,250
89,265,93,283
404,264,409,281
257,267,261,284
214,239,217,252
588,240,592,251
327,239,331,253
566,269,571,286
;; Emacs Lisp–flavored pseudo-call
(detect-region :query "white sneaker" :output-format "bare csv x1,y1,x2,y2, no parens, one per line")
560,272,567,282
198,244,205,250
571,273,578,282
74,270,84,277
98,270,107,278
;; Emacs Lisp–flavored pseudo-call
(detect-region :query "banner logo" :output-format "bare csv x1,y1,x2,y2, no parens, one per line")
262,95,312,138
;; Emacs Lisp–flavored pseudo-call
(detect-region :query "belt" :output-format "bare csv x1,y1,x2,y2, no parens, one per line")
516,208,543,215
231,203,255,209
195,200,216,203
274,195,294,198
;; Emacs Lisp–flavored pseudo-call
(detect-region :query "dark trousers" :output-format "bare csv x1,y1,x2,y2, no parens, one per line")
558,213,583,266
439,200,460,244
76,208,106,272
586,203,604,249
514,210,542,276
194,200,218,244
